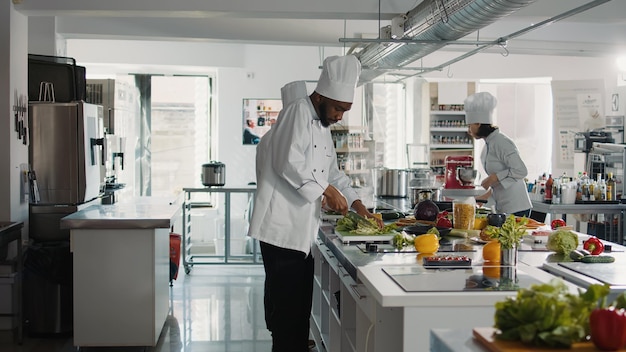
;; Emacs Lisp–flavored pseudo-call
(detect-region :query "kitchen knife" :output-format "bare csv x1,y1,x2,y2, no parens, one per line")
346,211,378,230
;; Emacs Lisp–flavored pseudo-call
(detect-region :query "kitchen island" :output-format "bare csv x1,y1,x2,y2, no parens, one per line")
312,217,626,352
60,197,180,348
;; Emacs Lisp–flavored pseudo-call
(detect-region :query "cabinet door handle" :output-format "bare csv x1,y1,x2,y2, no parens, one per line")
350,284,367,300
338,265,349,277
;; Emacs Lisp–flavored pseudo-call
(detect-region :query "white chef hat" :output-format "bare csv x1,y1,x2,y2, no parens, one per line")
281,80,308,106
314,55,361,103
464,92,497,125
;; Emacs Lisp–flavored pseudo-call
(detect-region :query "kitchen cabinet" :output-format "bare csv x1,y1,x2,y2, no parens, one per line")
312,229,379,352
312,213,591,352
0,222,23,344
60,198,180,348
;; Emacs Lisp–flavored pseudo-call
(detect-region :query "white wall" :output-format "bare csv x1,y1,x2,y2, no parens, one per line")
64,40,624,190
1,3,29,225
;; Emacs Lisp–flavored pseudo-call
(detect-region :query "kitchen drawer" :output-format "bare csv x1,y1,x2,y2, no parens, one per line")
339,266,374,322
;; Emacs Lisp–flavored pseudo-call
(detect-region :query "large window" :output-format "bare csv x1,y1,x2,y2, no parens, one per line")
131,75,214,198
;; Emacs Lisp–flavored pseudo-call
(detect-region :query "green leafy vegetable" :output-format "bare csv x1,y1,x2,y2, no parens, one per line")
335,216,397,235
484,215,528,249
546,230,579,254
494,280,609,348
392,232,415,250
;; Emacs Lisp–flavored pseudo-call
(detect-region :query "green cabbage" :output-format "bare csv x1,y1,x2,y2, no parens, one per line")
546,230,579,254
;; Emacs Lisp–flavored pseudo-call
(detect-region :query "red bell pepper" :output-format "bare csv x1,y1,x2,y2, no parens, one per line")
551,218,566,230
584,236,605,255
436,211,452,228
590,307,626,351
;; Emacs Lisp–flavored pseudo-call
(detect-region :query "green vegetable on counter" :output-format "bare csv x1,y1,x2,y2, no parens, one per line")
581,255,615,263
546,229,579,254
335,215,397,235
392,232,415,250
494,280,610,348
483,215,528,249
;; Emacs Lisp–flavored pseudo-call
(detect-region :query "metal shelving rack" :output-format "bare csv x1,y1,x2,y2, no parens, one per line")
181,187,260,273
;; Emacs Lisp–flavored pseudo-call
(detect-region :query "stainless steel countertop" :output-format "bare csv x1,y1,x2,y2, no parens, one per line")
531,200,626,214
60,197,181,229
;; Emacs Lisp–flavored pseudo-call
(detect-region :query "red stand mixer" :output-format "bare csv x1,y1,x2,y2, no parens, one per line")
444,155,477,189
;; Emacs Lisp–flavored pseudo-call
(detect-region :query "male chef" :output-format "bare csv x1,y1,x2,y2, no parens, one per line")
248,55,380,352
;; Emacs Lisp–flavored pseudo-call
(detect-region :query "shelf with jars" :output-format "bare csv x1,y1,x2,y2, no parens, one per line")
427,82,476,173
429,110,474,170
331,125,374,189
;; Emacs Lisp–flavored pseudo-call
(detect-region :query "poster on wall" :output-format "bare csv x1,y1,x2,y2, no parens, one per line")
551,79,605,171
242,98,282,145
577,93,604,131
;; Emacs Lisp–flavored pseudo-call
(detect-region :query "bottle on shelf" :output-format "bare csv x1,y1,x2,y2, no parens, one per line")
599,178,607,201
580,172,590,201
553,178,561,205
593,173,603,201
544,174,553,202
607,172,616,201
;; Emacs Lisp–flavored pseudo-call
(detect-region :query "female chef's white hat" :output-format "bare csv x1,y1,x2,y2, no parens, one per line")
315,55,361,103
464,92,497,125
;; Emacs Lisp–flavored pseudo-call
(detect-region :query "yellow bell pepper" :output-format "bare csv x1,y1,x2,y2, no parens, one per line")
414,233,440,253
473,217,488,230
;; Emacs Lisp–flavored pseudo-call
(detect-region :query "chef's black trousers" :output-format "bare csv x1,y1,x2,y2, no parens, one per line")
260,241,314,352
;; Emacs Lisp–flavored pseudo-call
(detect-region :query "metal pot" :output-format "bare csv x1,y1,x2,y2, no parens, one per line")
377,168,408,198
409,187,442,206
201,161,226,186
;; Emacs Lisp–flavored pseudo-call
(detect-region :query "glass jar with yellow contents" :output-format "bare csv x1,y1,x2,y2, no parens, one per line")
453,197,475,230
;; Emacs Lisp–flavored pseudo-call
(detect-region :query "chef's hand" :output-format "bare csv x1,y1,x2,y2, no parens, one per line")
351,200,383,229
323,185,349,215
481,174,499,190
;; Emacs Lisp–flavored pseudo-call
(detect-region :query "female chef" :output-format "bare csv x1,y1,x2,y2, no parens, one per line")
465,92,532,217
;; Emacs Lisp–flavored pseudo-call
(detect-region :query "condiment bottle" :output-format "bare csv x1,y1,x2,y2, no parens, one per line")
580,172,590,201
607,172,616,201
545,174,553,202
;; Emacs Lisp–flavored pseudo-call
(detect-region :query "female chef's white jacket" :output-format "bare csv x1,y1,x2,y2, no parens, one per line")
248,90,359,255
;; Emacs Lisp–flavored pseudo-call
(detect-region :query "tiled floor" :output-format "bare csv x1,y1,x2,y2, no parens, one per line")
0,265,297,352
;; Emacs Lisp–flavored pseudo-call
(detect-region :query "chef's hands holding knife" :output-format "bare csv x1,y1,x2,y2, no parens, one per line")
322,185,383,228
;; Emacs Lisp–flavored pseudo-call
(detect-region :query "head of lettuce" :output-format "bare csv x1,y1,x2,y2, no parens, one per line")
546,230,579,254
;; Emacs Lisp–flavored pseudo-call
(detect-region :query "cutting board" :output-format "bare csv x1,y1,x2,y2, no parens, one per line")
558,262,626,286
473,327,621,351
335,230,395,243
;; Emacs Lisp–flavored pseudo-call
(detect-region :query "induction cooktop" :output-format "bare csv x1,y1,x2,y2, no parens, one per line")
382,266,544,292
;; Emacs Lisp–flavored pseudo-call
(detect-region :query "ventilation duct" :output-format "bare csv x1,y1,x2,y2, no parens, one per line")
351,0,538,82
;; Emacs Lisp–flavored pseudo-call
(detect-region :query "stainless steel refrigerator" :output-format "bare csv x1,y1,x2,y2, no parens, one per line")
26,101,105,335
28,101,105,242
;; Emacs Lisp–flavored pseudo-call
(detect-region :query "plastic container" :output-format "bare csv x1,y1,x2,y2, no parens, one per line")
453,197,476,230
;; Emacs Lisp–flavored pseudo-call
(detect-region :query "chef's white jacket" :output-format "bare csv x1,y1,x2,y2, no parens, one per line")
248,96,358,255
480,128,532,214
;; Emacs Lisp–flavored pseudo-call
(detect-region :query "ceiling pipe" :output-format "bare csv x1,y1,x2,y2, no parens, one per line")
347,0,539,82
386,0,613,82
345,0,612,83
